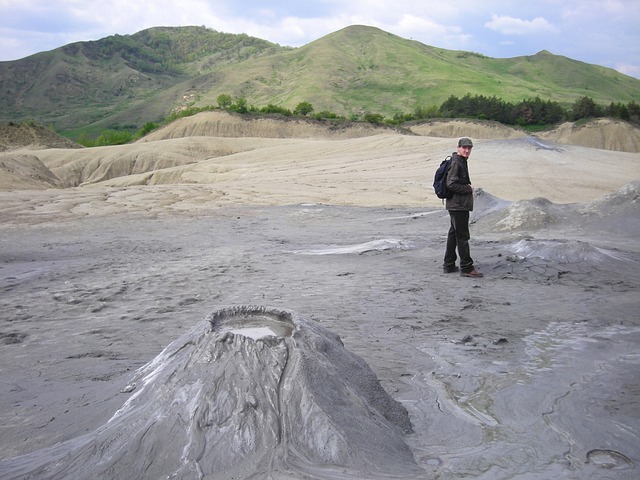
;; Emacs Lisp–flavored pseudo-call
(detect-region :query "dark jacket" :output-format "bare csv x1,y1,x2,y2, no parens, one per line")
445,153,473,211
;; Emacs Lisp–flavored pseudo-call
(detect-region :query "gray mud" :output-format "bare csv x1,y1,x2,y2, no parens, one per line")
1,306,420,479
1,190,639,479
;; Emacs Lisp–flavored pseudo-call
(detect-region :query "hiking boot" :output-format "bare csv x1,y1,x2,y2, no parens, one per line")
443,265,459,273
461,269,484,278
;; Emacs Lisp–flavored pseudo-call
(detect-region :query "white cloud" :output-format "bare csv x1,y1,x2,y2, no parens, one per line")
237,10,470,49
484,14,558,36
615,63,640,78
560,0,631,22
394,15,473,50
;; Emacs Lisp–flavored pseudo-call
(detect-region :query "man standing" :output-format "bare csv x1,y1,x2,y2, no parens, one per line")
443,137,483,277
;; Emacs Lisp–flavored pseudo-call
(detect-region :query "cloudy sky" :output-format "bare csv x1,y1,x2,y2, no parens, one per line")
1,0,639,78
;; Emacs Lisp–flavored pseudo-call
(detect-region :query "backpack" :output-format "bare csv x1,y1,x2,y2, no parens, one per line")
433,155,454,199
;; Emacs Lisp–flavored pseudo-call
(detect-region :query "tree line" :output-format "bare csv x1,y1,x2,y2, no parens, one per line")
76,94,640,146
434,94,639,127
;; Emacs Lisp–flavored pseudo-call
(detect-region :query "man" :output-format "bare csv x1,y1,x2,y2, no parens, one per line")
443,137,483,277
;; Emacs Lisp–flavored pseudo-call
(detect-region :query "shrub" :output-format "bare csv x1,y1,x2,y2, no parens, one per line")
260,104,292,116
137,121,159,138
216,94,233,109
230,97,248,113
94,129,133,146
293,101,314,116
312,111,339,120
363,113,384,125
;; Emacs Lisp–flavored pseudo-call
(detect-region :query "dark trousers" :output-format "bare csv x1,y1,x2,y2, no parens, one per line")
444,210,474,272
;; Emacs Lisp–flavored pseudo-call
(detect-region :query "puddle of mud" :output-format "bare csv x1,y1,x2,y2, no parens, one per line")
218,319,293,339
210,310,294,339
410,323,639,479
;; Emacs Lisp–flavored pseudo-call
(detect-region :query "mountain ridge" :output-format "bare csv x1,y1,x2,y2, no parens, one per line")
1,25,639,134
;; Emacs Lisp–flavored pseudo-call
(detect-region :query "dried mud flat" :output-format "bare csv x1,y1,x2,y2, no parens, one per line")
1,184,639,479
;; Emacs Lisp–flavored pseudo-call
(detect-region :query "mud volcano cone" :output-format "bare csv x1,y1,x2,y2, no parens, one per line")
0,306,422,479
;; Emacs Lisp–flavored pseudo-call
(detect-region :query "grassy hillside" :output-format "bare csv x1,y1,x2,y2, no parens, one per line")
188,26,640,117
1,25,639,135
0,26,287,131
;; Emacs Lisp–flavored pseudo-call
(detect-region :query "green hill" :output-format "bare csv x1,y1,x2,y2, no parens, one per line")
1,25,639,134
0,26,287,130
192,25,638,116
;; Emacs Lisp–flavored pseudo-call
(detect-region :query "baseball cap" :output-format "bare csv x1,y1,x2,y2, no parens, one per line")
458,137,473,147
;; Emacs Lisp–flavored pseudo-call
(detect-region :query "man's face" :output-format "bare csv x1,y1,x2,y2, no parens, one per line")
457,145,472,158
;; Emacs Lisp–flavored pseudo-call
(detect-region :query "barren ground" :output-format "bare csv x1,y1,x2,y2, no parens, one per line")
0,114,639,479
